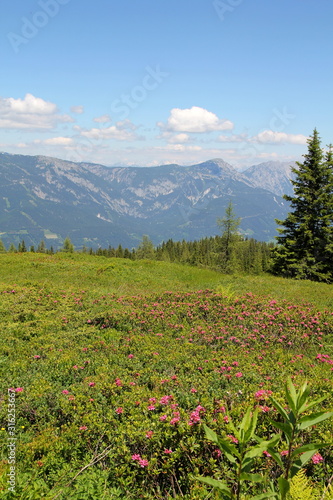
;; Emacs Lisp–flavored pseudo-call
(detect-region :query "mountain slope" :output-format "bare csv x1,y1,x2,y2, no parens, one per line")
243,161,296,197
0,152,290,249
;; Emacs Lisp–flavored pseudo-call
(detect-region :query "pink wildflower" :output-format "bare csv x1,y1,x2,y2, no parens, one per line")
312,453,323,464
115,407,123,414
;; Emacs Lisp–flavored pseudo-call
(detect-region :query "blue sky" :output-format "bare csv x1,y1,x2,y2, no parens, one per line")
1,0,332,169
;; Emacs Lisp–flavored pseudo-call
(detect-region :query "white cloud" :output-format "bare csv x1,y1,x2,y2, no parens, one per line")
164,144,202,152
251,130,308,145
41,137,74,146
0,93,73,129
70,105,84,114
93,114,111,123
168,133,190,144
218,133,249,143
159,106,234,133
80,119,139,141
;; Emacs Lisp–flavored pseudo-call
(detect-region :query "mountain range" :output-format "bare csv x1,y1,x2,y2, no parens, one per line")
0,152,296,249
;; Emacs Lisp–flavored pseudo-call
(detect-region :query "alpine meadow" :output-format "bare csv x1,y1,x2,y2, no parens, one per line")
1,1,333,499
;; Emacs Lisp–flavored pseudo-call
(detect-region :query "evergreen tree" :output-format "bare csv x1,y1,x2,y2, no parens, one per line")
0,239,6,253
8,243,17,253
62,237,74,253
217,201,241,273
273,129,333,282
136,235,155,260
37,240,46,253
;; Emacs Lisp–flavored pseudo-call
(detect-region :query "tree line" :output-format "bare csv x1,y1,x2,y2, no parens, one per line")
1,129,332,282
0,231,274,275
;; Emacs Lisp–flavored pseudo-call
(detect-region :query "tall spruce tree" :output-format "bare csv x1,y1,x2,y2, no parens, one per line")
273,129,333,282
217,201,241,273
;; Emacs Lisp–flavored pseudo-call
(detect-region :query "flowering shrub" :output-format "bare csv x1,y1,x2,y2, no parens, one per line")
0,255,332,498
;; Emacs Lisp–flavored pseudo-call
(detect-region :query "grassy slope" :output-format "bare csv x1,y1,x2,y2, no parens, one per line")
1,252,332,309
0,253,332,499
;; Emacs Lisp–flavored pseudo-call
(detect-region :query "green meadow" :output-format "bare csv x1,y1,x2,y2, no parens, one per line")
0,253,332,499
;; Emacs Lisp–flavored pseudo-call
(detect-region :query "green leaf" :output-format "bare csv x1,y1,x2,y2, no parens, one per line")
290,450,317,478
267,419,292,442
298,395,326,414
217,438,239,463
203,424,219,445
278,476,290,497
203,424,239,463
269,396,289,422
266,449,283,468
291,442,331,459
250,493,278,500
296,382,310,412
195,476,231,496
298,411,333,430
285,378,297,414
244,408,259,443
240,472,263,482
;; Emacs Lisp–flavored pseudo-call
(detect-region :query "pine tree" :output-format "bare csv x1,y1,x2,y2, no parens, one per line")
217,201,241,273
62,237,74,253
37,240,46,253
0,239,6,253
273,129,333,282
136,235,155,260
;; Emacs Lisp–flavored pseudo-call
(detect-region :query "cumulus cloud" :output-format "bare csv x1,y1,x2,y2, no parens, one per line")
167,133,190,144
158,144,202,152
93,114,111,123
251,130,308,145
158,106,234,133
70,105,84,114
218,133,249,143
36,137,74,146
0,93,73,129
80,119,139,141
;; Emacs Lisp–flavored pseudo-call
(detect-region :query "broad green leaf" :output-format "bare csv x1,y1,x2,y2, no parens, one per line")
285,378,297,414
244,434,280,461
298,411,333,430
296,384,310,413
278,476,290,497
267,419,292,441
203,424,239,462
298,395,326,414
266,449,283,468
290,449,320,478
217,437,239,463
251,492,278,500
269,396,289,422
203,424,219,445
239,407,252,434
195,476,231,496
244,408,259,443
291,442,331,459
240,472,263,482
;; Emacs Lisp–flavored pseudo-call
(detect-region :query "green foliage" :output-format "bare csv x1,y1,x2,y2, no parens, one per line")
217,201,242,274
273,130,333,283
62,237,74,253
287,469,319,500
0,253,332,498
136,235,155,260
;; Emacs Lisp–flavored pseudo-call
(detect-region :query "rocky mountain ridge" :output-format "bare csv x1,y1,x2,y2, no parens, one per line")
0,152,294,249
